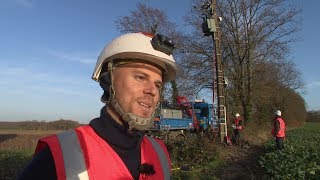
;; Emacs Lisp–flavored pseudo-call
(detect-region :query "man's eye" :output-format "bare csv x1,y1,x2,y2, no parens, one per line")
136,75,145,81
156,84,162,90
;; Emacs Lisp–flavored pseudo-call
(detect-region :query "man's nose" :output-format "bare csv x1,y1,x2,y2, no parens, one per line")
143,81,158,96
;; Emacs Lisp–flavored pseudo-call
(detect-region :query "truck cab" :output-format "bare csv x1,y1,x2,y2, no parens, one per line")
191,100,213,131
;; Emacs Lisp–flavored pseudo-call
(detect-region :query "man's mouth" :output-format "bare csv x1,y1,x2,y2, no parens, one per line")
139,102,151,108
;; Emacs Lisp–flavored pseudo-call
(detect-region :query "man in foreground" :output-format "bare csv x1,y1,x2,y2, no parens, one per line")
19,32,178,180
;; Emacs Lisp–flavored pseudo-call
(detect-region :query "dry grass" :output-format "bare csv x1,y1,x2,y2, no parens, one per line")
241,123,270,146
0,129,60,151
0,129,61,135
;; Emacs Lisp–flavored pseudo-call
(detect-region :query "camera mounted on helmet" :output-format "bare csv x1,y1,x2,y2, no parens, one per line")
151,34,175,55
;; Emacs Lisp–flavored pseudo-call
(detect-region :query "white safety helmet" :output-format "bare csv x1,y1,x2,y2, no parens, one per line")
92,32,178,82
91,32,178,131
275,110,281,116
235,113,240,117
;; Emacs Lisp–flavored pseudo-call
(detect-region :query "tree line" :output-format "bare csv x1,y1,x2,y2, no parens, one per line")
306,110,320,122
0,119,81,131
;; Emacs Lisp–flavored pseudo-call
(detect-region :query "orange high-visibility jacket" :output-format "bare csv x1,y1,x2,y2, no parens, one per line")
233,117,243,130
35,125,171,180
271,117,285,137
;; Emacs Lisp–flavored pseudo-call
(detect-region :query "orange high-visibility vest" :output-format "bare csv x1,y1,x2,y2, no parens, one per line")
35,125,171,180
233,118,243,130
271,117,285,137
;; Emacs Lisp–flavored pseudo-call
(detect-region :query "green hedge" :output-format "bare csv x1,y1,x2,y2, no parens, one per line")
0,150,33,180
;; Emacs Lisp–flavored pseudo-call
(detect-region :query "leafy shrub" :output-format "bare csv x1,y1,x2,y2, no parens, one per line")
166,134,222,179
0,150,33,180
259,123,320,179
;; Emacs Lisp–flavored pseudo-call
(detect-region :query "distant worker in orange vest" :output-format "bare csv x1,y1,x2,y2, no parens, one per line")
232,113,243,145
18,32,178,180
271,110,286,150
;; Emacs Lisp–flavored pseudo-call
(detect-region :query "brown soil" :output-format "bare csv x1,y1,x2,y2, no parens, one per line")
215,143,267,180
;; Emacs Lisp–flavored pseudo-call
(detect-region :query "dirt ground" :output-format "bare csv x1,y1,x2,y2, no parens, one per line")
214,143,267,180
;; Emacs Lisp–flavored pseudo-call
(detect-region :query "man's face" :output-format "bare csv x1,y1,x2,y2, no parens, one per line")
112,62,163,118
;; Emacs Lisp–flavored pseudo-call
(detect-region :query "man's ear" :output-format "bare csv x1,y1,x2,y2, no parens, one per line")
99,72,111,87
99,71,111,103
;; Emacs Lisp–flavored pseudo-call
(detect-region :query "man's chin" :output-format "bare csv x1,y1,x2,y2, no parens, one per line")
137,115,151,119
133,112,152,119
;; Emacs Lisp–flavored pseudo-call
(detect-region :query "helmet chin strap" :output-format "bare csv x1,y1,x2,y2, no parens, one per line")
110,97,157,131
107,61,158,131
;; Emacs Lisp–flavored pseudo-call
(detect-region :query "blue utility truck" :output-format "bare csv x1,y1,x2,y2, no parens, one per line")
148,97,219,139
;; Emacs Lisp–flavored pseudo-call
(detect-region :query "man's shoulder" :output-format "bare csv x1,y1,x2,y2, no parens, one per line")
145,134,163,140
276,117,285,121
144,135,166,145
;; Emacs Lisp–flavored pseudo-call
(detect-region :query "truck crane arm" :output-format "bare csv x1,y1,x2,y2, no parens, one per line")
176,96,200,131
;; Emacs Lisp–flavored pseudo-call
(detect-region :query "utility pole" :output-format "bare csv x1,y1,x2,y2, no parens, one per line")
202,0,227,143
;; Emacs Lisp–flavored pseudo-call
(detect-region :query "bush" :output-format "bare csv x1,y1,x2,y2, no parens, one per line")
0,150,33,180
165,134,222,179
259,123,320,179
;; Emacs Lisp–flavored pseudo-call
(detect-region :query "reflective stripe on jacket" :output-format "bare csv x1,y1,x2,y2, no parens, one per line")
35,125,171,180
271,117,285,137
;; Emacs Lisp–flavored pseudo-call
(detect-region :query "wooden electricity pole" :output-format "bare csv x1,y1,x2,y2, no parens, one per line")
202,0,227,143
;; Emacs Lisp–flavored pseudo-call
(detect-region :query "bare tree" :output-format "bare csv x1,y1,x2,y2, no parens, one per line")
114,2,185,104
219,0,303,123
114,1,305,124
176,1,215,97
115,3,178,35
181,0,304,124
